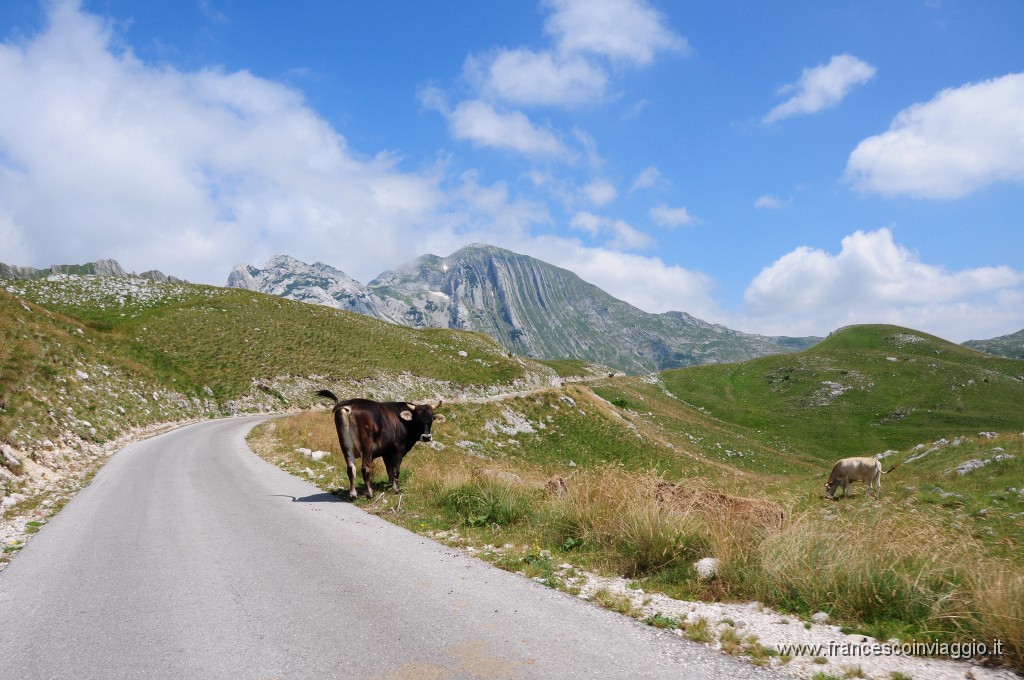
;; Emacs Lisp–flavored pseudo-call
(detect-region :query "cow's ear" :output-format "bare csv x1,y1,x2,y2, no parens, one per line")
400,410,414,421
433,414,446,424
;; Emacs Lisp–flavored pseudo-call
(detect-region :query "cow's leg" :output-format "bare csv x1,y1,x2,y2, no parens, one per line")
362,455,375,497
339,408,359,500
345,453,358,500
383,458,398,493
390,455,404,493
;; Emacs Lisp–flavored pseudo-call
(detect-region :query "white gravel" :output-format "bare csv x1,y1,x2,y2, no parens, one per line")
431,534,1018,680
566,567,1017,680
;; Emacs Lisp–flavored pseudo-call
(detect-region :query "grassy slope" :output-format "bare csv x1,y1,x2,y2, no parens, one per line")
2,274,555,475
658,325,1024,461
5,277,538,402
0,288,216,447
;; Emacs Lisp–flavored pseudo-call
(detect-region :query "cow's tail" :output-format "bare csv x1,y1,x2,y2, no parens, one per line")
882,463,900,474
339,406,361,458
316,389,339,404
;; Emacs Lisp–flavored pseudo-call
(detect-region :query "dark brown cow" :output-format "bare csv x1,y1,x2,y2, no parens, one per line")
316,390,445,499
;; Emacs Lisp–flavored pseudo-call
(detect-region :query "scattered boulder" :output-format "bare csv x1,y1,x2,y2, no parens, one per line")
1,445,22,475
693,557,719,579
544,475,568,497
811,611,830,624
949,454,1016,476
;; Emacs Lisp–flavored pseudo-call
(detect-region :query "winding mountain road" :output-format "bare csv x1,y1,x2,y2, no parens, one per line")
0,416,779,679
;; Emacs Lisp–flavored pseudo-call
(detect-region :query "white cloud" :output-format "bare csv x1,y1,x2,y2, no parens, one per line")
740,228,1024,341
649,204,695,228
570,211,652,250
845,72,1024,199
468,48,609,107
435,171,552,244
764,54,876,123
544,0,688,65
518,235,720,318
439,0,687,148
754,194,789,209
0,1,496,284
583,178,617,206
629,165,666,193
433,99,570,158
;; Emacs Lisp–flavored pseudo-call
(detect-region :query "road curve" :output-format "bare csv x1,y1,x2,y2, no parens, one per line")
0,416,780,679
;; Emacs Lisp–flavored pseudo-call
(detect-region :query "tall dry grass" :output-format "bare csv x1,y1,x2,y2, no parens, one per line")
550,468,712,577
748,510,972,632
255,416,1024,670
953,560,1024,665
425,462,1023,668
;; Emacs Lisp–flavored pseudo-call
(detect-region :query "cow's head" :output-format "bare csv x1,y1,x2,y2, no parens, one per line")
399,400,445,442
823,481,838,500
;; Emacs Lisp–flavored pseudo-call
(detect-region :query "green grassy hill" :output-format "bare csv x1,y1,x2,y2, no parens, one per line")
0,286,219,450
657,324,1024,461
1,275,552,452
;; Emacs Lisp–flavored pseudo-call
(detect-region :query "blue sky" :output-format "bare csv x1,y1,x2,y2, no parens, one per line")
1,0,1022,342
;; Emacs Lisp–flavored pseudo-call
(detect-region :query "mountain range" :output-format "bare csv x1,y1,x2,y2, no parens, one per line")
227,244,819,373
4,248,1018,373
0,259,182,283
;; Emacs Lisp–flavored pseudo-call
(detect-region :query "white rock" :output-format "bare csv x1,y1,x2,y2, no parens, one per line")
1,493,28,508
694,557,719,579
811,611,830,624
310,450,329,462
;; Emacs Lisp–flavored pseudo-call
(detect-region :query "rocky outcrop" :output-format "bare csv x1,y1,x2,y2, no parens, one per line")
227,256,381,318
964,328,1024,359
0,259,182,282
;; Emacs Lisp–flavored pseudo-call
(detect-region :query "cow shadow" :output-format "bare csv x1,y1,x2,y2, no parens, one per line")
270,491,350,504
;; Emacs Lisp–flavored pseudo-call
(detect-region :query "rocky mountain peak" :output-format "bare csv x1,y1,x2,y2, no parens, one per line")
227,245,821,373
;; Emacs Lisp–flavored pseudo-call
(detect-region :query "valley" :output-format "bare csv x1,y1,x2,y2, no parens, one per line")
1,270,1022,678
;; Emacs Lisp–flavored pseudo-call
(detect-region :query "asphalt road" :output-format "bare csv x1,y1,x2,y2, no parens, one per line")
0,416,780,679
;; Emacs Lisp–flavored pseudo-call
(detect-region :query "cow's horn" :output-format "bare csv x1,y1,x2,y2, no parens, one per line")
431,399,442,408
406,402,417,410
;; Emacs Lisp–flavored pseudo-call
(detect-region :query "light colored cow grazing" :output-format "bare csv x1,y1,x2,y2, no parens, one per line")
824,457,898,499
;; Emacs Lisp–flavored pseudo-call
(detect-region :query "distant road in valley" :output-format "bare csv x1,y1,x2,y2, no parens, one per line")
0,416,779,679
